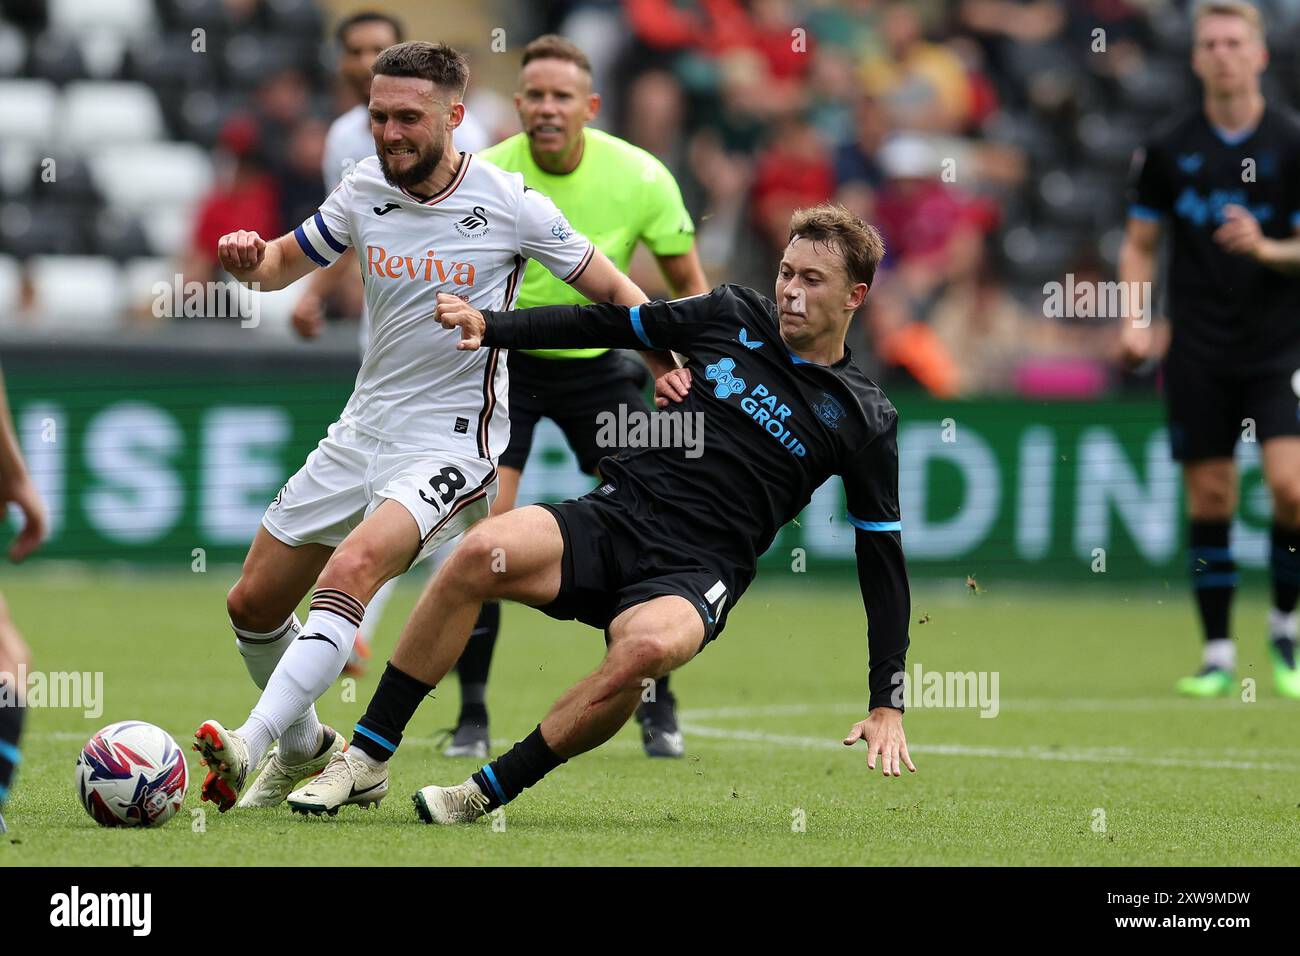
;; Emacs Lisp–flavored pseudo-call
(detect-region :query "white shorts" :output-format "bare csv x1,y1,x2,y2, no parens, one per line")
262,419,497,566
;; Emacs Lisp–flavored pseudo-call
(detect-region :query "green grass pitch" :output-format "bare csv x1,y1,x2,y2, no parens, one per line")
2,568,1298,866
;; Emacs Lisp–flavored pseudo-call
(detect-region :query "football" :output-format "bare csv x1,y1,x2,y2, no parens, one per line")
74,721,189,828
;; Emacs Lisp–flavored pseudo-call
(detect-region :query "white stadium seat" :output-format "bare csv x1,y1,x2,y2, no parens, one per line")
0,143,36,196
0,254,20,326
29,255,123,330
0,80,57,147
78,33,129,80
89,143,212,214
122,256,178,315
65,82,165,148
49,0,155,36
0,23,27,78
138,203,197,258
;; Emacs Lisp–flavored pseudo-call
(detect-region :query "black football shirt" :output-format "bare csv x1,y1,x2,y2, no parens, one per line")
1129,106,1300,371
480,283,910,710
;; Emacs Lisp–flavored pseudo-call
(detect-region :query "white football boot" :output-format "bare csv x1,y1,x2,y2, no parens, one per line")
193,719,251,813
286,748,388,816
237,726,345,809
411,781,492,824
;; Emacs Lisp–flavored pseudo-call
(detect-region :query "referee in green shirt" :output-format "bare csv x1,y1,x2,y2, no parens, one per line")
443,35,709,759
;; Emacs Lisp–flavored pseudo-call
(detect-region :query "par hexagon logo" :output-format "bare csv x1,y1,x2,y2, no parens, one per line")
705,357,747,400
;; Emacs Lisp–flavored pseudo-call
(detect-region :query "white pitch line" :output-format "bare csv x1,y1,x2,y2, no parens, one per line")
680,723,1300,772
681,697,1295,720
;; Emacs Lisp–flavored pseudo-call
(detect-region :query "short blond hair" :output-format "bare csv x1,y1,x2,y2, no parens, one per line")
1194,1,1265,39
788,204,885,287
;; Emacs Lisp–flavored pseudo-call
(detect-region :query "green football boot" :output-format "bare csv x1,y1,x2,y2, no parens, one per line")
1174,666,1234,698
1270,640,1300,699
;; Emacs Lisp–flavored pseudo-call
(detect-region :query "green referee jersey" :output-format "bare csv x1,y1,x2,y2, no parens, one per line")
478,127,696,359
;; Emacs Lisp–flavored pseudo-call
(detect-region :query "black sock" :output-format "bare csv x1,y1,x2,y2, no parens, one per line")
1189,520,1235,644
457,602,499,724
0,683,24,805
654,674,671,700
352,663,435,763
1270,523,1300,616
471,725,565,811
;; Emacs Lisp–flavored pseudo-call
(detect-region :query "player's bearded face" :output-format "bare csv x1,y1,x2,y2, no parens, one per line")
377,124,442,190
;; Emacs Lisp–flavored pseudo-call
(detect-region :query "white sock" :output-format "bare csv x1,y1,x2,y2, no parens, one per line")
233,615,324,762
238,589,364,767
1203,638,1236,672
1269,609,1297,641
350,747,385,770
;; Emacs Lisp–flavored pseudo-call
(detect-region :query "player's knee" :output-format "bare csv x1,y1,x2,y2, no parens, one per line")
226,581,278,633
442,529,501,595
1269,475,1300,523
318,543,386,595
1188,481,1235,519
608,630,681,682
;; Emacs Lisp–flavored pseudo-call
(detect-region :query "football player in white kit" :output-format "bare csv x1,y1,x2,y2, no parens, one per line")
192,40,661,812
290,11,489,677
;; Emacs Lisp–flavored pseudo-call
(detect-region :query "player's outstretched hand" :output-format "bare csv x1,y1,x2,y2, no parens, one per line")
217,230,267,279
1,472,46,562
435,292,486,350
844,707,916,777
654,367,692,408
1213,204,1264,258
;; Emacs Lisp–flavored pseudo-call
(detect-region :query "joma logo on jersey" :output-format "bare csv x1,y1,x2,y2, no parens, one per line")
365,245,477,286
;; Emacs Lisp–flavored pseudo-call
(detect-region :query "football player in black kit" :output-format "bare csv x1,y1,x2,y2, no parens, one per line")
285,204,916,820
1119,1,1300,698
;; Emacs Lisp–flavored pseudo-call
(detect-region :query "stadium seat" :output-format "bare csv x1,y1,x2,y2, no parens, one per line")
28,254,123,329
174,89,243,148
1038,168,1120,230
0,0,47,31
87,142,212,214
0,144,36,198
92,208,151,262
1117,60,1194,115
1075,111,1148,172
265,0,323,33
1000,225,1077,286
26,152,103,206
0,79,57,146
78,32,129,80
27,30,89,85
0,201,89,256
220,34,311,89
64,81,165,148
0,254,20,320
138,202,195,258
122,256,177,316
158,0,241,34
0,23,27,78
127,33,217,91
49,0,154,36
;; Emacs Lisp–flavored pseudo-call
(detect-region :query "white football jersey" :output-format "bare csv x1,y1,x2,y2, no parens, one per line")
321,107,494,353
294,153,596,456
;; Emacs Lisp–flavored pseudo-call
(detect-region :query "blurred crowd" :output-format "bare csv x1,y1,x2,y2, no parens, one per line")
5,0,1300,397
